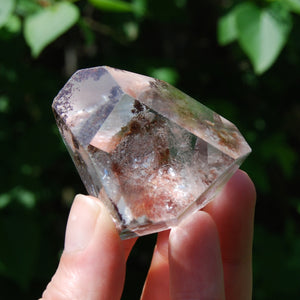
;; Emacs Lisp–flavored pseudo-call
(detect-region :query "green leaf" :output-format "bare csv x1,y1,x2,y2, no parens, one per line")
78,18,95,46
148,67,179,85
123,21,139,40
0,193,11,209
284,0,300,14
0,95,9,113
235,2,292,74
217,9,238,46
0,0,15,27
13,187,36,208
132,0,147,17
15,0,42,16
4,14,21,33
24,2,80,57
89,0,134,13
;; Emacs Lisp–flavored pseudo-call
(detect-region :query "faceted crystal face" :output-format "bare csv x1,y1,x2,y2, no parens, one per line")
52,66,251,239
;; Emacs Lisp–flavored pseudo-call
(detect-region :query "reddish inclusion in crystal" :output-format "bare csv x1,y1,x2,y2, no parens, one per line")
52,66,252,238
110,109,185,221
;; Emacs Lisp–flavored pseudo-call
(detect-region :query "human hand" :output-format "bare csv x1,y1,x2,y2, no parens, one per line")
40,170,256,300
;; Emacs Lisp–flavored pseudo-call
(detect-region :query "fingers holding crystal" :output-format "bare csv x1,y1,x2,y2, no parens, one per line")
204,170,256,300
49,66,255,299
41,195,126,300
139,170,255,300
122,237,138,260
169,211,226,300
52,66,252,238
141,230,171,300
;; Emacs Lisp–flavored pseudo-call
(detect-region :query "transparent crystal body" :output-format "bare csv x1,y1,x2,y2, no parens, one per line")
52,66,251,239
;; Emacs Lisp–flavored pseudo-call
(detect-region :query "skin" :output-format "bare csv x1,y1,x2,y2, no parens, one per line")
40,170,256,300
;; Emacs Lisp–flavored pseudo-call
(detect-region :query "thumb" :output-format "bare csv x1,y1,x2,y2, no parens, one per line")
41,194,126,300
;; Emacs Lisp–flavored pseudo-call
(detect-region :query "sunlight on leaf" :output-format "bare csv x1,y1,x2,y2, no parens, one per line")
4,14,21,33
0,0,15,27
15,0,41,16
148,67,179,85
217,9,238,46
123,21,139,40
14,187,36,208
235,2,292,74
0,96,9,113
24,2,79,57
133,0,147,17
89,0,134,13
284,0,300,14
0,194,11,209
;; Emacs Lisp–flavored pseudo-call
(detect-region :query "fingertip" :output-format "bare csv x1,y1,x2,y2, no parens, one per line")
169,211,225,299
64,194,101,253
41,194,126,300
141,230,171,300
230,170,256,204
176,209,214,228
205,169,256,218
203,170,256,300
169,211,220,264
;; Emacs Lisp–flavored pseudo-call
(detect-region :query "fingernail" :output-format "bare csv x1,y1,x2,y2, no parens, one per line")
64,194,101,253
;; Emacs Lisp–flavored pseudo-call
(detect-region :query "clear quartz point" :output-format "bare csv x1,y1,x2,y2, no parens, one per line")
52,66,251,239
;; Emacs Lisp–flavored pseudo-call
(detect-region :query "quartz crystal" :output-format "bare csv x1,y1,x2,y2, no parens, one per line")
52,66,251,239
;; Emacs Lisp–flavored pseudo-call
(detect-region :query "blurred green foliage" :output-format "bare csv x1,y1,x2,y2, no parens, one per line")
0,0,299,299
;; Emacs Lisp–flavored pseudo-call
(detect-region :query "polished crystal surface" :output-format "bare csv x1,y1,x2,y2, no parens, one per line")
52,66,251,239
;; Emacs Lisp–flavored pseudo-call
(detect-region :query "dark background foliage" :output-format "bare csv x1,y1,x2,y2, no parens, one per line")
0,0,299,299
